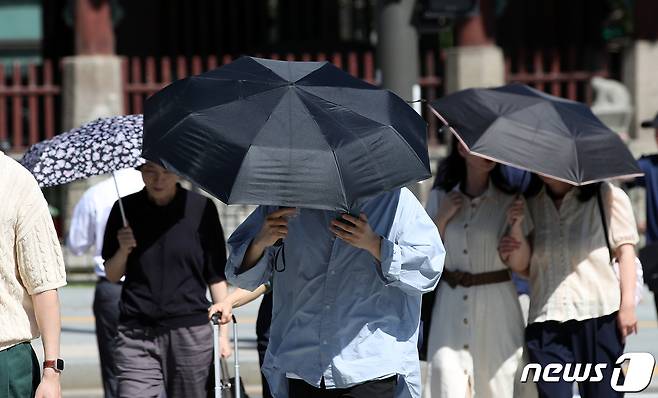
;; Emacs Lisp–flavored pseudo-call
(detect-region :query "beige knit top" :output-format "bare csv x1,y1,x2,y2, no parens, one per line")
0,152,66,351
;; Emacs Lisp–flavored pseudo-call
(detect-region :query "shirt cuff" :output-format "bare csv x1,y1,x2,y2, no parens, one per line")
226,239,274,291
378,237,401,285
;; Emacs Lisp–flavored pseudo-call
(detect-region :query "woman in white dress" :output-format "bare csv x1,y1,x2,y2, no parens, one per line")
424,141,536,398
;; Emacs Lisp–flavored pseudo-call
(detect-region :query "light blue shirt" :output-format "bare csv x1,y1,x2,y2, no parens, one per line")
226,188,445,398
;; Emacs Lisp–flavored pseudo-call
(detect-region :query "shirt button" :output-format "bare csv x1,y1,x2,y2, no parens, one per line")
463,249,468,255
463,295,468,300
325,305,331,310
464,223,468,229
463,318,468,325
463,344,469,350
464,369,468,375
331,270,336,275
322,340,328,345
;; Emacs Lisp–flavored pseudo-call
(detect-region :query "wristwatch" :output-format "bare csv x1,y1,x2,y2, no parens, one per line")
43,359,64,373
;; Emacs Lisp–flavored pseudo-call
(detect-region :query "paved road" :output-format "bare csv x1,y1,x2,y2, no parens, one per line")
32,285,658,397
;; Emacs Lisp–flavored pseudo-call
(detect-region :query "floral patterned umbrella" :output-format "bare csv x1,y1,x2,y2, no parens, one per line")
20,114,145,225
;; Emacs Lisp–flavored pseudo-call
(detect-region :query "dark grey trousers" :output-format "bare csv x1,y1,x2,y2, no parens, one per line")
93,278,122,398
115,323,213,398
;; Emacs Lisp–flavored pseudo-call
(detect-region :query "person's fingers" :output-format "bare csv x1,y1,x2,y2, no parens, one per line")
331,226,354,243
272,226,288,235
452,196,464,205
267,208,298,220
499,242,521,251
342,214,365,228
221,312,232,324
332,219,357,234
499,245,520,254
359,213,369,223
266,219,290,227
500,241,520,249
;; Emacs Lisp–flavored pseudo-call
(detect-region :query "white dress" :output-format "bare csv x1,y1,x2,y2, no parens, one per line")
423,184,537,398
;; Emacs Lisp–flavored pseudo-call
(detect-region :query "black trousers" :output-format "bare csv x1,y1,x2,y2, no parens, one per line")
93,278,122,398
257,292,273,398
525,312,624,398
288,376,396,398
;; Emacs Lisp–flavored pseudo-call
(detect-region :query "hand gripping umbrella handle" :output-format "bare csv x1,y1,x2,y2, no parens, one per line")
112,171,129,227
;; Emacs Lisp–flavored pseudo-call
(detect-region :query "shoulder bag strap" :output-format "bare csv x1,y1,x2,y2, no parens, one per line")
596,186,614,262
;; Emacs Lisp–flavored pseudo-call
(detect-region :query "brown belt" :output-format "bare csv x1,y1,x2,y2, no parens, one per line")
441,269,511,288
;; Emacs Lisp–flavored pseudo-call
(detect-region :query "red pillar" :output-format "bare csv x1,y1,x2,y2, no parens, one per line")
454,0,496,46
75,0,115,55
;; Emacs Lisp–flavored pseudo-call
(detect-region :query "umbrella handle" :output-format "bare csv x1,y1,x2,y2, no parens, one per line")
112,172,129,227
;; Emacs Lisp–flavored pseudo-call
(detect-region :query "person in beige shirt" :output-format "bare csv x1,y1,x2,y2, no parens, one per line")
423,141,537,398
524,175,638,398
0,152,67,398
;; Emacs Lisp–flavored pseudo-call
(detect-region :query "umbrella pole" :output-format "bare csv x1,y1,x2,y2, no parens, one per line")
112,171,129,227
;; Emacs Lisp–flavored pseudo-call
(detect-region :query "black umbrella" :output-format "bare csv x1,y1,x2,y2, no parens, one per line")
429,84,642,185
143,56,430,212
20,114,145,225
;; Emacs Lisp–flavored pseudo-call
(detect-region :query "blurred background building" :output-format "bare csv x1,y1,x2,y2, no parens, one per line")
1,0,658,277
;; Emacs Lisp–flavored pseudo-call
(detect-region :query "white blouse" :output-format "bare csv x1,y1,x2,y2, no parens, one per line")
526,182,639,324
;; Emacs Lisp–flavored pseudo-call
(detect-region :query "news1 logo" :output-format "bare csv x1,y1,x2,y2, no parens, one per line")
520,353,656,393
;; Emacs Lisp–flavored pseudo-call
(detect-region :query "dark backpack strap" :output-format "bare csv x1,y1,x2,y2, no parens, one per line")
182,189,211,237
596,185,613,262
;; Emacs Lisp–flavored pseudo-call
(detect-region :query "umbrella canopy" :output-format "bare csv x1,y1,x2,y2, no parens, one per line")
20,114,145,187
429,84,642,185
143,56,430,212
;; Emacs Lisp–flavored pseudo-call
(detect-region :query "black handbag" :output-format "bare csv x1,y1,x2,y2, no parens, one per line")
418,288,437,361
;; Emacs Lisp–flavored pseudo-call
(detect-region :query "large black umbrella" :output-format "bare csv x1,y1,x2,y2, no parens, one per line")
143,56,430,212
429,84,642,185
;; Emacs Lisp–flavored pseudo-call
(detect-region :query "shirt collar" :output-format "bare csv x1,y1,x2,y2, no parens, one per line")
452,179,495,202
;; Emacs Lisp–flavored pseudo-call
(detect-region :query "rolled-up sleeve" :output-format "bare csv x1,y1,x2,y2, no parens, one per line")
379,188,445,295
605,184,639,249
226,205,276,291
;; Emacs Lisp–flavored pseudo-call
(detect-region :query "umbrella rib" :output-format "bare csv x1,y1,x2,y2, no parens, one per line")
297,88,429,198
297,86,429,179
192,75,285,87
292,61,330,83
292,94,353,208
225,92,292,204
454,129,643,186
188,76,287,102
144,86,288,154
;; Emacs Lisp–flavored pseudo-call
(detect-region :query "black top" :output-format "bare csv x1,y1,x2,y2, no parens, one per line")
102,186,226,329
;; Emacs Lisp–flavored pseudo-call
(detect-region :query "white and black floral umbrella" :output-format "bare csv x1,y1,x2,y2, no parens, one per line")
20,114,145,225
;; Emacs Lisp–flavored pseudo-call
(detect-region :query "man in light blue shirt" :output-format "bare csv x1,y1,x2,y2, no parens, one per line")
225,188,445,398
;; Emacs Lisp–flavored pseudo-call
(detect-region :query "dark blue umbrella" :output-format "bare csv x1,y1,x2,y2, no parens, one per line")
143,56,430,212
430,84,642,185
